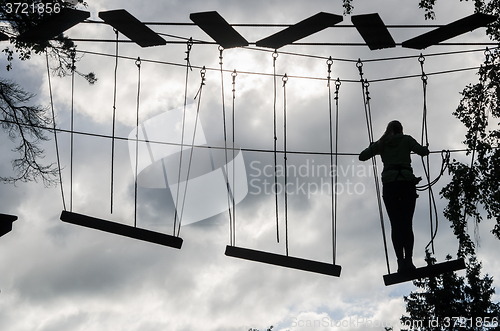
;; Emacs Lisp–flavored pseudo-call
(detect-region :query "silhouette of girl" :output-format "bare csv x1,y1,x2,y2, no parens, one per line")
359,120,429,273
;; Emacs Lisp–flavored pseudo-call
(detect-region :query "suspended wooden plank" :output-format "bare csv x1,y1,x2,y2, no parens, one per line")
190,11,248,48
383,258,466,286
351,13,395,50
0,213,17,238
60,211,183,249
402,13,497,49
225,245,341,277
98,9,166,47
17,8,90,42
256,12,343,49
0,31,9,41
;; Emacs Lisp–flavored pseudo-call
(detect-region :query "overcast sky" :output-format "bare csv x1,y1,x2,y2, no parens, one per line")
1,0,499,330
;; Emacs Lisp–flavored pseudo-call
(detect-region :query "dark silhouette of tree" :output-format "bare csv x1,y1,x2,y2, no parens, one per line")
401,252,500,330
0,0,95,185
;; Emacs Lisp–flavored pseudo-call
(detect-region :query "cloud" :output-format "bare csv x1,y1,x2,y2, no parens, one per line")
0,0,498,330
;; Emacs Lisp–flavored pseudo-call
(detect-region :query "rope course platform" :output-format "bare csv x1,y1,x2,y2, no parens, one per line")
225,245,342,277
0,213,17,238
383,258,466,286
60,211,183,249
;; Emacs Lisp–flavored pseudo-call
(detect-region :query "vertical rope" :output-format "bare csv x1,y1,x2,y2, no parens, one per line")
272,50,280,243
282,73,289,256
357,59,391,274
173,37,193,236
231,69,237,246
219,47,234,242
334,78,341,265
110,29,118,214
134,57,141,228
46,52,66,211
419,54,438,254
327,57,336,265
70,48,75,212
178,67,206,232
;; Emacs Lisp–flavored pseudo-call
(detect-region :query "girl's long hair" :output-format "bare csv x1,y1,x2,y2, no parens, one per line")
378,120,403,151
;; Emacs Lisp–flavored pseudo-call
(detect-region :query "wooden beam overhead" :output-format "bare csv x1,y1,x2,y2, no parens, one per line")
402,12,497,49
99,9,166,47
0,213,17,238
17,8,90,43
190,11,248,48
351,13,396,50
256,12,343,49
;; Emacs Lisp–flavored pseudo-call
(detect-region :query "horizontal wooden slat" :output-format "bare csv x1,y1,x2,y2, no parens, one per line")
383,258,466,286
225,245,341,277
60,211,182,249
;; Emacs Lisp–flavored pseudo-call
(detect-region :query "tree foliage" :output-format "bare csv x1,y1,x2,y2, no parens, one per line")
402,253,500,330
0,0,95,184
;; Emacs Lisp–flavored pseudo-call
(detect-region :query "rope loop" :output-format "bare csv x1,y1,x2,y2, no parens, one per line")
418,53,426,64
356,58,363,69
135,56,141,68
194,66,206,100
327,56,333,86
282,73,288,86
272,50,279,59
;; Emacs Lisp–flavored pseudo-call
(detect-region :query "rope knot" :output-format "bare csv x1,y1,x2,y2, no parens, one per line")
184,37,193,71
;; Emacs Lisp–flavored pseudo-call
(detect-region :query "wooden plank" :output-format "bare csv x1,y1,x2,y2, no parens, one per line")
225,245,341,277
383,258,466,286
190,11,248,48
402,13,497,49
0,31,9,41
351,13,395,50
99,9,166,47
256,12,343,49
60,211,182,249
17,8,90,42
0,213,17,237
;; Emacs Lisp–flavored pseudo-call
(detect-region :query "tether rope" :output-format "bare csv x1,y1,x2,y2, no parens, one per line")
110,29,118,214
418,54,439,254
134,57,141,227
357,59,391,274
327,56,341,265
70,48,76,212
219,47,234,245
231,69,237,246
178,66,206,234
173,38,193,236
273,50,280,243
45,52,66,211
282,73,289,256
